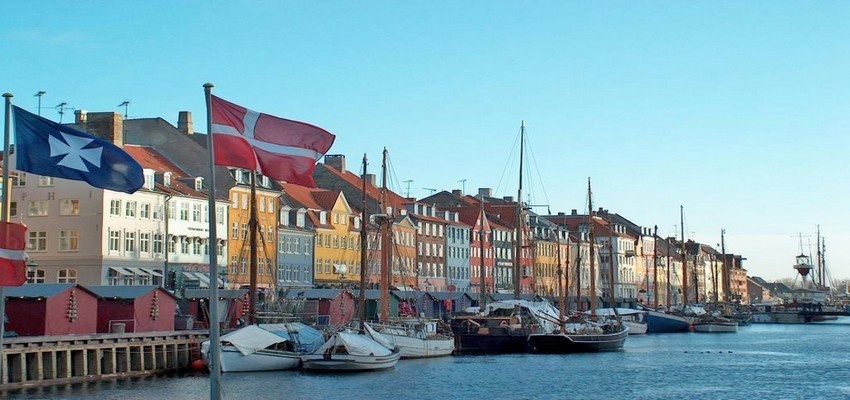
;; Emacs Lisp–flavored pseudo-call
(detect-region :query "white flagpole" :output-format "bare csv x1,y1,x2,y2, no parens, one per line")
0,93,13,383
203,83,222,400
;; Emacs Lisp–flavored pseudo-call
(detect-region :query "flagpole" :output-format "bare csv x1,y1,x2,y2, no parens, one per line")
0,92,13,383
203,83,222,400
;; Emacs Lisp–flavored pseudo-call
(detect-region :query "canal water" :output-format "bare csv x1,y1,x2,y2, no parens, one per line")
6,318,850,400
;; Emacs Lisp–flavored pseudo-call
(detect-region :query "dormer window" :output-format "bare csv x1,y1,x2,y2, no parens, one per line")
194,177,204,191
296,209,306,228
319,211,327,225
164,172,172,187
143,169,155,190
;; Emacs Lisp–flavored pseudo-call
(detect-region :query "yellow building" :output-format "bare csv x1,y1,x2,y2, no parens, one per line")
226,176,280,291
281,183,360,287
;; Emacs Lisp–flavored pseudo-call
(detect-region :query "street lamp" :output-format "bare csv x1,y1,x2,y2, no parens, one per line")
26,258,38,283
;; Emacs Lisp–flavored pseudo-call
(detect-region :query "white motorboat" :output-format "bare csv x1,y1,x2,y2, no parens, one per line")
374,319,454,358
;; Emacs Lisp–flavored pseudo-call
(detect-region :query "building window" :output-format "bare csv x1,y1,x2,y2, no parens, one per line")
10,172,26,187
125,201,137,217
27,231,47,251
193,239,201,255
140,232,150,253
110,199,121,216
59,199,80,216
231,223,239,239
109,230,121,252
217,206,225,223
192,204,202,222
8,201,16,217
153,204,163,220
28,200,49,217
153,233,163,254
180,203,189,221
140,203,150,219
57,269,77,283
125,231,136,252
58,230,79,251
27,269,45,284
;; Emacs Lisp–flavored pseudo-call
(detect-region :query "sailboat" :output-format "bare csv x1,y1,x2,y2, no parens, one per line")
200,322,324,372
528,178,628,353
449,122,542,354
301,154,401,371
643,209,694,333
369,148,454,358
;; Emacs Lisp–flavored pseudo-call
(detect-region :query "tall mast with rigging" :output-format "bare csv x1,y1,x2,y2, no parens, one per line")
721,228,730,303
587,178,597,318
478,194,487,311
359,155,369,331
379,148,391,323
513,121,525,300
248,172,258,324
680,205,688,305
652,225,659,309
555,228,565,331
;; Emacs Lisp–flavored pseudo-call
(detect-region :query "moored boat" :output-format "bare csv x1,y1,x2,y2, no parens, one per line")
374,318,454,358
300,327,401,372
201,322,324,372
528,321,629,353
692,317,738,333
645,310,692,333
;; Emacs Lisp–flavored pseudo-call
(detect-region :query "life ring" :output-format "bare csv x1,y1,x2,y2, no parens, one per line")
499,320,508,326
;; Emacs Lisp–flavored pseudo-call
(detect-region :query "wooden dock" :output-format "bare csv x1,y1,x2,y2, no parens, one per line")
1,330,208,389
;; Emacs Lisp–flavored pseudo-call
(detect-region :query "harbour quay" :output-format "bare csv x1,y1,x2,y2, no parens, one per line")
0,331,207,390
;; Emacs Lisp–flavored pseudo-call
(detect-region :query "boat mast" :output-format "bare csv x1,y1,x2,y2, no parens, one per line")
721,228,730,303
555,228,565,331
680,205,688,305
588,178,597,318
652,225,659,309
248,171,258,325
514,121,525,300
379,148,390,323
478,194,487,311
816,225,823,288
606,214,619,320
359,155,369,331
666,238,672,307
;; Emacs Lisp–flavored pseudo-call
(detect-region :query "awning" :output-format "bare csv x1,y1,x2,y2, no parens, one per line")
125,267,149,276
109,266,133,276
143,268,164,277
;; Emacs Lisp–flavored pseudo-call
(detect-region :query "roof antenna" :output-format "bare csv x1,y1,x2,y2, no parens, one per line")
56,102,71,123
118,100,130,119
34,91,46,116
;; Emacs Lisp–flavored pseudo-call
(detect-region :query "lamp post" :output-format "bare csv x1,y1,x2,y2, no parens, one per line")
26,258,38,283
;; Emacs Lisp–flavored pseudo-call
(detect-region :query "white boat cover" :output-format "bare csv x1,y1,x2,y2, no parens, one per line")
315,331,394,357
364,323,397,351
218,325,291,356
259,322,325,353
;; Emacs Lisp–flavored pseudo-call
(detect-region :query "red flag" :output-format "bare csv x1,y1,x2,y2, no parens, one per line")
210,95,336,187
0,222,28,286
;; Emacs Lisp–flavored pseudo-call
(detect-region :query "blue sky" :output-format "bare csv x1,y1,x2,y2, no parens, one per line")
3,2,849,282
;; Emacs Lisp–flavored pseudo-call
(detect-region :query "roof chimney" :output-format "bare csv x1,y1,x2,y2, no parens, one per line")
84,112,123,146
324,154,346,171
478,188,492,198
74,110,87,123
451,189,462,196
365,173,376,186
571,209,577,215
503,196,513,202
178,111,193,135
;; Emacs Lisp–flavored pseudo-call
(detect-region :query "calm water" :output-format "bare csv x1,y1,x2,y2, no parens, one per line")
6,318,850,400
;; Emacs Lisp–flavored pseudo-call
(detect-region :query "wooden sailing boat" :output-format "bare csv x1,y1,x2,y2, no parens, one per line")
301,154,401,371
528,178,628,353
449,122,543,354
643,209,693,333
369,148,454,358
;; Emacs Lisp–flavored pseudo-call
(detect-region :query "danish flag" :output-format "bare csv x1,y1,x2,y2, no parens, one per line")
210,96,335,187
0,222,28,287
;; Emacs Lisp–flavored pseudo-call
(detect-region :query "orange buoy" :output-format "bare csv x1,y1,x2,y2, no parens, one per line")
191,359,207,370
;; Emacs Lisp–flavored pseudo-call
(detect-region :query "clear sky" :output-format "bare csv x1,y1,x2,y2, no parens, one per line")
3,2,849,282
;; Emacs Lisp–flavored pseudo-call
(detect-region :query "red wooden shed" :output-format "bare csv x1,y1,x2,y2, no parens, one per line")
86,285,177,333
3,283,98,336
285,289,355,327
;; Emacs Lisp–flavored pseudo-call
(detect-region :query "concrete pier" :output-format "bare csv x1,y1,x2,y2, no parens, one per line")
0,331,207,389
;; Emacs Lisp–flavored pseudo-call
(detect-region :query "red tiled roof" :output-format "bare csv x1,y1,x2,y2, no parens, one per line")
321,163,406,210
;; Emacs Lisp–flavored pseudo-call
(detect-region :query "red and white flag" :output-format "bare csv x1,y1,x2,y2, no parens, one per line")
0,222,28,286
210,95,336,187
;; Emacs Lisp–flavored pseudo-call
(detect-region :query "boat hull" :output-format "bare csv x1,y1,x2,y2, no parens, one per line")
203,344,302,372
693,322,738,333
301,351,401,372
528,327,629,353
645,311,691,333
382,334,455,359
453,331,530,354
625,321,647,335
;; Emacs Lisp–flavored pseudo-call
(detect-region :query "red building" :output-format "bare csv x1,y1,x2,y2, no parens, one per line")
86,285,177,333
4,284,98,336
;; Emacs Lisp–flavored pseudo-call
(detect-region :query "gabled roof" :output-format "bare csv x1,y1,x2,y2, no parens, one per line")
314,163,407,213
86,285,175,300
3,283,94,299
124,145,208,198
